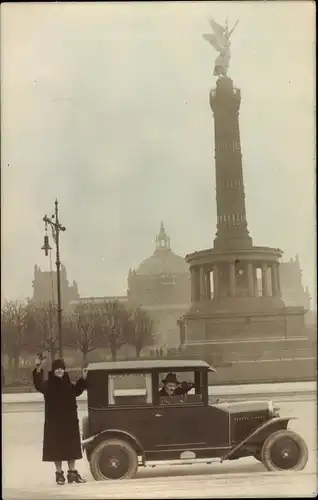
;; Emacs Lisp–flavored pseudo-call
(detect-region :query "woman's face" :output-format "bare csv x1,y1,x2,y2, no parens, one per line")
54,368,65,378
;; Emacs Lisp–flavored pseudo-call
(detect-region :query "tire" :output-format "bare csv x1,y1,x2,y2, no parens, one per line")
261,429,308,472
89,438,138,481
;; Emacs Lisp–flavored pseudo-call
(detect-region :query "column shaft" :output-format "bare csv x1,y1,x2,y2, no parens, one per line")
254,267,259,297
247,262,254,296
261,263,270,297
190,267,200,302
276,262,282,296
205,271,211,299
200,268,206,300
213,266,219,299
271,263,279,296
229,262,236,297
190,267,196,303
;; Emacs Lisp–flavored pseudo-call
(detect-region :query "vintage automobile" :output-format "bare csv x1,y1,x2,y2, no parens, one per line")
81,359,308,480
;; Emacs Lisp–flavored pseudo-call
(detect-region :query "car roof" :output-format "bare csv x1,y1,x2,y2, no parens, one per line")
87,359,216,372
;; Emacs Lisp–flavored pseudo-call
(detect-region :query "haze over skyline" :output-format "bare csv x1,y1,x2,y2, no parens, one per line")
1,2,316,304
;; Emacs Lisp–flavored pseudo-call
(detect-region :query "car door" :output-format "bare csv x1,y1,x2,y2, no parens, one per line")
148,401,207,451
147,402,230,452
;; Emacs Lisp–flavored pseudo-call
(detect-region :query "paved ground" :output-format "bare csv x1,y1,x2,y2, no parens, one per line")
2,401,317,499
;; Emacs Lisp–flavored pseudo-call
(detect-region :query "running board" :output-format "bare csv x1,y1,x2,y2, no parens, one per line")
141,458,218,467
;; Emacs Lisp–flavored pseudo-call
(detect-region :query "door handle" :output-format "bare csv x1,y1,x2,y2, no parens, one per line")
153,413,162,417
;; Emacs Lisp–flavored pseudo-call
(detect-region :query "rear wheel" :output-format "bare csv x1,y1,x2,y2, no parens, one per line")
89,438,138,480
261,430,308,471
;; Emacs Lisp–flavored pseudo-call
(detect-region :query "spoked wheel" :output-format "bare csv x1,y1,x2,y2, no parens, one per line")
261,430,308,471
90,438,138,480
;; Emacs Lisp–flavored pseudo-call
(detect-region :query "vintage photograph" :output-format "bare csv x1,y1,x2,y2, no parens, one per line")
1,1,316,499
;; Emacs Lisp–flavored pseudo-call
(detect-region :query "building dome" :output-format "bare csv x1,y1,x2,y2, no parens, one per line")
135,223,188,276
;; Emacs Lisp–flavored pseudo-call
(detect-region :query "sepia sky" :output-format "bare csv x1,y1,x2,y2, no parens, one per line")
1,1,316,304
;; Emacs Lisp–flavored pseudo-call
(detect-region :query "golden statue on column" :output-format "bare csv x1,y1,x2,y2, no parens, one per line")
202,17,239,77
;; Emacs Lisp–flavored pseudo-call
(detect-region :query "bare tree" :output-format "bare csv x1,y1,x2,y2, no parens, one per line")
64,302,101,366
25,302,58,362
97,300,128,361
1,300,28,374
125,308,154,359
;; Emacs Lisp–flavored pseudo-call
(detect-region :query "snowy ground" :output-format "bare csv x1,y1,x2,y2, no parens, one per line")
2,400,317,499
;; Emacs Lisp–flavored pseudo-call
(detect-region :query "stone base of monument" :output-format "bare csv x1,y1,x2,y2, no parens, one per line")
181,304,316,384
181,332,316,385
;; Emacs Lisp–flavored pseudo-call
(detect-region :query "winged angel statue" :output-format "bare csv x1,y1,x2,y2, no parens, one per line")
203,18,239,77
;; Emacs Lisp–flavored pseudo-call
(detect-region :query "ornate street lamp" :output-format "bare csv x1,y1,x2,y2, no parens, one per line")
42,200,66,357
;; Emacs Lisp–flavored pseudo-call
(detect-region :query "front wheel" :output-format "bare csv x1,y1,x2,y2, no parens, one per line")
261,429,308,472
90,438,138,480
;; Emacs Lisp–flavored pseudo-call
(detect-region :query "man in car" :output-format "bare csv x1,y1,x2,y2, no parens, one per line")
159,373,195,404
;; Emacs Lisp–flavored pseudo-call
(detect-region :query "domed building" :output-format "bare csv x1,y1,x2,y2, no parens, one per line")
127,223,190,347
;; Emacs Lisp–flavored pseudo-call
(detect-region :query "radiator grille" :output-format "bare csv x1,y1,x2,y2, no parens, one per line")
232,414,266,442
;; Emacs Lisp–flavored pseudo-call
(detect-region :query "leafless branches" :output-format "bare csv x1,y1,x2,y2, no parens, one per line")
1,300,29,372
25,302,58,361
125,307,154,358
97,299,129,361
64,301,101,366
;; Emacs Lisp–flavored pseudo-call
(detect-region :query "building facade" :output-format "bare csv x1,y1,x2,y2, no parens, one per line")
127,222,190,348
32,264,79,308
279,255,311,310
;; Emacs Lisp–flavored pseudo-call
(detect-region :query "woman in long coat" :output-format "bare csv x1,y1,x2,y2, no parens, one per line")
33,357,88,485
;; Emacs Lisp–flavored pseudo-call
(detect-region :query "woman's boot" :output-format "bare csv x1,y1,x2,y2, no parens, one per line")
67,470,87,484
55,471,66,485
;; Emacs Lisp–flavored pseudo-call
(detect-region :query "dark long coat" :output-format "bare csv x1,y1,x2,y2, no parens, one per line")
33,368,87,462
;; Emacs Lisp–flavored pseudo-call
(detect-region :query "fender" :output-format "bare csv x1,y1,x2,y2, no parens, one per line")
82,428,144,454
221,417,296,462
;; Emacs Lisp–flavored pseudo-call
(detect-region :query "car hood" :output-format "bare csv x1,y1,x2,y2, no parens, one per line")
212,400,272,415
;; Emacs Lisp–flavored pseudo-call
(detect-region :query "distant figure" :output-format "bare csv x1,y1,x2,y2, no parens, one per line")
159,372,195,404
33,356,88,485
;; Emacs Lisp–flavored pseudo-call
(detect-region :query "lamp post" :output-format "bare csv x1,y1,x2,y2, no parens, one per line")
42,199,66,357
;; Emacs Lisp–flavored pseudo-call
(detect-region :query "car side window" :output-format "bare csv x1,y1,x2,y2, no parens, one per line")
108,372,153,406
158,370,203,405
